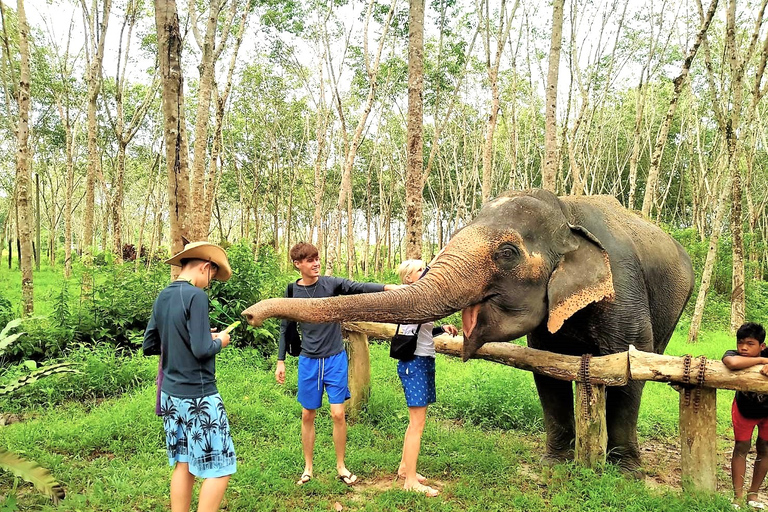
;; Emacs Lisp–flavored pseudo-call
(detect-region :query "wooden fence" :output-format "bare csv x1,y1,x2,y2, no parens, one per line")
341,321,768,492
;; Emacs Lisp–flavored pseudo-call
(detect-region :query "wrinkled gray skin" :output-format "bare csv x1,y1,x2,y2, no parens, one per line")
243,189,694,472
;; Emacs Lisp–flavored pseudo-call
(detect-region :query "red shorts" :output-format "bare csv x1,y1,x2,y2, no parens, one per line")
732,400,768,442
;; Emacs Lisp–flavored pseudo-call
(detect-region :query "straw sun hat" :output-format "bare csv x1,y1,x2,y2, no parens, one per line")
165,241,232,282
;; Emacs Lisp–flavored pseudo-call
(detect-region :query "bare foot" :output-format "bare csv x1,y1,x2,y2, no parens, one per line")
404,482,439,498
396,469,427,484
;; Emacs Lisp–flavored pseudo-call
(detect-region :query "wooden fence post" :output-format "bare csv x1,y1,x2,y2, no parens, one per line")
346,331,371,419
575,382,607,467
679,386,717,492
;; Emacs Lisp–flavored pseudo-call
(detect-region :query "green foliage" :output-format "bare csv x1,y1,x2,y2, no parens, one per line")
0,449,64,505
0,297,12,330
0,344,740,510
0,362,77,397
0,318,74,503
208,242,284,357
0,344,154,412
75,264,168,349
435,357,543,431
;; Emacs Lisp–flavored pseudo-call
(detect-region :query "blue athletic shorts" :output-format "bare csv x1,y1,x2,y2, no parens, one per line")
397,356,436,407
297,351,351,410
160,392,237,478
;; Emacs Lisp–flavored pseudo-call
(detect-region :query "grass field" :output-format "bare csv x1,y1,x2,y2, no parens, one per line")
0,259,755,510
0,330,746,511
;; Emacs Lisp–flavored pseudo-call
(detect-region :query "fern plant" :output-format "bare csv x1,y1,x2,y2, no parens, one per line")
0,319,76,504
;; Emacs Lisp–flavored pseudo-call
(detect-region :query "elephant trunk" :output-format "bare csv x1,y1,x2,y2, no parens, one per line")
242,235,490,327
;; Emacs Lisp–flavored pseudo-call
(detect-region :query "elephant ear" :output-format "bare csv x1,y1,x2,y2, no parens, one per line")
546,224,615,333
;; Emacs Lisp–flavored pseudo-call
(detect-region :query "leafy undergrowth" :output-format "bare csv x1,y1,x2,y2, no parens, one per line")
0,340,744,511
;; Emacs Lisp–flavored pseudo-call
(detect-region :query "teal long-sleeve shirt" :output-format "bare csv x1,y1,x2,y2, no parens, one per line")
143,280,222,398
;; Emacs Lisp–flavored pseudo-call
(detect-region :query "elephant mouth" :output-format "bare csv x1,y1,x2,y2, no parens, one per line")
461,304,482,340
461,293,501,360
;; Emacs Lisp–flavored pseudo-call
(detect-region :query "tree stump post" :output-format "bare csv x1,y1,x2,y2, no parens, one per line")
345,331,371,419
679,386,717,492
575,382,607,467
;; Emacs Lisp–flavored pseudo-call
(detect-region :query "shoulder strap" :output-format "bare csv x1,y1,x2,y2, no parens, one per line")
287,282,294,298
395,323,421,335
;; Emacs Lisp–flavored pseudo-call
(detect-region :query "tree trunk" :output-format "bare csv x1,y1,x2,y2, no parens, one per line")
478,0,518,203
404,0,425,260
155,0,190,261
15,0,33,316
81,0,112,261
136,151,160,271
324,0,396,275
541,0,564,193
188,0,222,241
641,0,717,218
688,173,730,343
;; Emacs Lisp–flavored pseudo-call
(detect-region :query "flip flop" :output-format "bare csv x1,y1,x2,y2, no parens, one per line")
338,471,358,485
296,473,312,486
404,482,440,498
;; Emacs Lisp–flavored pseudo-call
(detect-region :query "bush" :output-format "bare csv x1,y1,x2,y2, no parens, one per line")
74,264,168,349
0,295,13,329
208,242,284,357
0,344,157,412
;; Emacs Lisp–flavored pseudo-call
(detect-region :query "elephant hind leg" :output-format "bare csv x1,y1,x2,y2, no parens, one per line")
533,373,575,462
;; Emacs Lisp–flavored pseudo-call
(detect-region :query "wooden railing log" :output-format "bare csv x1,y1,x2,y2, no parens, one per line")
343,322,629,386
628,345,768,393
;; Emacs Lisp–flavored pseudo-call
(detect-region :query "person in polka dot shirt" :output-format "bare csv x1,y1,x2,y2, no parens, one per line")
394,259,458,498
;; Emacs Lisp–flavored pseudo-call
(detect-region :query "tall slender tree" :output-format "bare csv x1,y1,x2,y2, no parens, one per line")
154,0,190,260
80,0,111,260
640,0,717,218
6,0,33,314
541,0,564,193
405,0,425,259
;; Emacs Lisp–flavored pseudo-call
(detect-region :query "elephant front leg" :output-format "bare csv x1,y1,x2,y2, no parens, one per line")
533,373,575,464
606,381,643,477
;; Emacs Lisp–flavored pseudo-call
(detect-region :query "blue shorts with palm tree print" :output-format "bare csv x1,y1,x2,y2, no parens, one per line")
160,392,237,478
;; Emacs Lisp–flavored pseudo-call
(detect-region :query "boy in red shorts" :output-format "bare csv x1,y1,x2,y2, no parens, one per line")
723,322,768,509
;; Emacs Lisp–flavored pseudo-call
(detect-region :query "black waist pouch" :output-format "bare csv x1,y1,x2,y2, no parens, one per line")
390,324,421,361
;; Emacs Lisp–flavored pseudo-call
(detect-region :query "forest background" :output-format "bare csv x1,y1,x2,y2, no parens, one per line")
1,0,768,509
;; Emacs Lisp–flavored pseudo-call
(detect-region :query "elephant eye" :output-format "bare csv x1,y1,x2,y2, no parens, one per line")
493,244,519,270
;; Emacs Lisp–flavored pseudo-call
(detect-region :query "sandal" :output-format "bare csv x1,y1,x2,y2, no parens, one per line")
748,501,767,510
338,471,358,486
404,482,440,498
296,473,312,486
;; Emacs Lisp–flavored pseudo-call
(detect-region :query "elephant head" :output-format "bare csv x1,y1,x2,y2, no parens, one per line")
242,189,615,360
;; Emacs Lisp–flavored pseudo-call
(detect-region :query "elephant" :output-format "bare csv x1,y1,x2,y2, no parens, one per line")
242,189,694,473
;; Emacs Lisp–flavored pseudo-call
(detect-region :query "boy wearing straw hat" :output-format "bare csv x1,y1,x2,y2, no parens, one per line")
143,241,235,512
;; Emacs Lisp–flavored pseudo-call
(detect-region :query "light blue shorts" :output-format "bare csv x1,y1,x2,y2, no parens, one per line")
160,392,237,478
297,351,351,410
398,356,436,407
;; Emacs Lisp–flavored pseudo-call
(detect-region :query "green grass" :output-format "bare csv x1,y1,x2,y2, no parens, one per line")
0,257,750,510
0,340,741,511
0,262,77,318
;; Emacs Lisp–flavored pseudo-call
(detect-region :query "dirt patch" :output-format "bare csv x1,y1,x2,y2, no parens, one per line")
0,413,22,426
641,439,683,489
641,436,765,501
86,449,116,461
344,475,448,499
